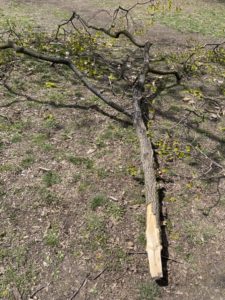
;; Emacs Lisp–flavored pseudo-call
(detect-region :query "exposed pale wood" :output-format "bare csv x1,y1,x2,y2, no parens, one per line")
146,204,163,279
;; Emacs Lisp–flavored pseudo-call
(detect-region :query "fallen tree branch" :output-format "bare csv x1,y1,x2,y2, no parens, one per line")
0,6,172,279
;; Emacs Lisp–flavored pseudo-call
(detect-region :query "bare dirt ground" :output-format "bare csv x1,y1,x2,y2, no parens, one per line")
0,1,225,300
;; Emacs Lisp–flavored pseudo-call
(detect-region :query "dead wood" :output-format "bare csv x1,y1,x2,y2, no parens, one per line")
133,42,162,279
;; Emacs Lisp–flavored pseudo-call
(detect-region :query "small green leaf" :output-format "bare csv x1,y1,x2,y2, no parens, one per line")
45,81,57,88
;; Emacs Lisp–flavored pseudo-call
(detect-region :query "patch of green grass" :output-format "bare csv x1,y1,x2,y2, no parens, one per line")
78,181,91,192
0,12,35,30
137,232,146,247
67,155,94,169
11,133,23,143
0,186,5,198
0,245,37,298
156,8,225,37
0,120,28,134
42,143,55,152
42,171,61,187
174,244,183,254
74,91,83,98
96,167,109,179
90,194,125,219
32,133,55,152
0,139,4,150
100,124,128,141
106,202,125,220
220,197,225,206
0,180,5,197
202,225,217,242
136,214,146,228
53,8,70,20
90,194,107,210
39,187,61,205
95,138,107,149
107,246,128,271
0,248,8,260
1,265,36,299
0,164,17,173
32,132,49,145
20,155,35,169
185,253,195,264
71,173,82,183
44,228,60,247
43,113,59,129
138,282,160,300
183,222,210,245
46,91,67,104
85,214,108,250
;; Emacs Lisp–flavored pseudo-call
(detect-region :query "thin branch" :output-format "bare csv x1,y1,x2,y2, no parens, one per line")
162,255,184,264
199,178,223,216
148,66,181,83
29,285,46,299
69,274,89,300
194,146,224,170
0,41,132,118
204,41,225,51
155,108,225,145
182,41,225,71
112,1,154,28
92,267,107,280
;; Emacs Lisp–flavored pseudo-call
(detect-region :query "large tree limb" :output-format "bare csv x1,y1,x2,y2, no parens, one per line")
133,42,162,279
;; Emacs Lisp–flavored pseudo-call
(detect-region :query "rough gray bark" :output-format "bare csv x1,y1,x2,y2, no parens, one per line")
132,42,162,279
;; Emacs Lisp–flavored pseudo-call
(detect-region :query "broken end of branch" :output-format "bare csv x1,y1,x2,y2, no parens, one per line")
146,203,163,279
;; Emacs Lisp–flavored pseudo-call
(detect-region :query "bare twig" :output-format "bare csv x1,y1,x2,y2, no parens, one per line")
162,255,184,264
204,41,225,51
201,178,223,216
92,267,107,280
12,287,22,300
148,66,181,83
194,146,224,170
29,285,46,299
69,274,89,300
